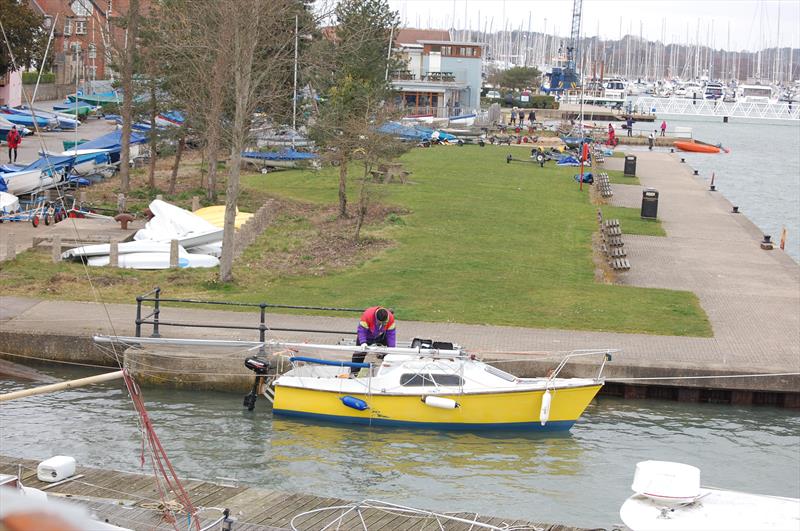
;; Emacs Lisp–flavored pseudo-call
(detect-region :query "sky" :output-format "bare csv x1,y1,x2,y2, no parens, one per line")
386,0,800,51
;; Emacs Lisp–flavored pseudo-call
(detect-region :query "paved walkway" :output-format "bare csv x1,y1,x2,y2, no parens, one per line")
1,153,798,385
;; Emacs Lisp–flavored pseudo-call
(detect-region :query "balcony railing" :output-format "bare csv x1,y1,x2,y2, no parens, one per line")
391,71,457,83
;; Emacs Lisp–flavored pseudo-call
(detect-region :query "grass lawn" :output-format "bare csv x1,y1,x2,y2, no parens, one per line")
0,145,709,336
605,168,641,186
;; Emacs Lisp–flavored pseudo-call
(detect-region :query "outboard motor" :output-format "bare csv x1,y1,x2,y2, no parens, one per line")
243,356,274,411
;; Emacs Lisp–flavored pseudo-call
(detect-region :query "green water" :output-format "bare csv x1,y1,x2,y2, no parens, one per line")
1,369,798,529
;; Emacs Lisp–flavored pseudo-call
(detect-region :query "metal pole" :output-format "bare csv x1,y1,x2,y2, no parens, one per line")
292,15,298,150
384,25,395,82
135,295,142,337
152,287,161,338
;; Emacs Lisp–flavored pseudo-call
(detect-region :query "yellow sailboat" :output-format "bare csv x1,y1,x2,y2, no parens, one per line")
249,343,613,431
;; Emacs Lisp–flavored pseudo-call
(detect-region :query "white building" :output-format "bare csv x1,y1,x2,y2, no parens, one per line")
391,29,484,118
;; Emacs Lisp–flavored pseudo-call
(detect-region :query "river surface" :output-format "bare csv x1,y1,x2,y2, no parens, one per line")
628,117,800,262
1,368,798,529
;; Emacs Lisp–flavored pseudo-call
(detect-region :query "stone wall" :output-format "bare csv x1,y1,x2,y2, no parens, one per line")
22,83,74,102
232,199,275,259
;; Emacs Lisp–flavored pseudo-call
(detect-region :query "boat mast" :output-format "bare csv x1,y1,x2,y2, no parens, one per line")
292,14,298,150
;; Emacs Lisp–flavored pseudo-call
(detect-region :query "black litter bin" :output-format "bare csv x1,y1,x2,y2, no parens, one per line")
641,188,659,219
624,155,637,176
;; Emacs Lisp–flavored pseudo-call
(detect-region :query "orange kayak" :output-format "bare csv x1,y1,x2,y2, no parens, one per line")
674,141,720,153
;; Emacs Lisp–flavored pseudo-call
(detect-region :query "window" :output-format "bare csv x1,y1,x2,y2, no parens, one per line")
400,373,464,387
87,65,97,79
70,42,82,56
64,18,72,36
75,20,87,35
88,43,97,59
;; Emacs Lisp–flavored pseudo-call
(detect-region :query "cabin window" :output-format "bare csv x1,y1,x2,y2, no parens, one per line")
484,365,516,382
400,373,463,387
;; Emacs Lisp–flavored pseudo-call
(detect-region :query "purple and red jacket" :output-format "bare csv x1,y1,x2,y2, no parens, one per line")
357,306,396,347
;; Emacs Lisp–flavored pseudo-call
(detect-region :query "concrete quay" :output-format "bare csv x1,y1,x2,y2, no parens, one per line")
1,152,798,406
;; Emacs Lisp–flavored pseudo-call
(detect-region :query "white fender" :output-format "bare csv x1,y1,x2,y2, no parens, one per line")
539,389,552,426
423,396,459,409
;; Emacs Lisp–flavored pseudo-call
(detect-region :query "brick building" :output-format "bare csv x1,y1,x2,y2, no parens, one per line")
28,0,143,83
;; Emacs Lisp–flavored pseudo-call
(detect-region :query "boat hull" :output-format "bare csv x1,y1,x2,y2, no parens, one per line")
272,383,602,430
673,141,720,153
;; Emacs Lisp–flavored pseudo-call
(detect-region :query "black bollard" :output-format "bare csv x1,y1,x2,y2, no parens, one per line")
710,185,716,191
680,158,686,163
693,169,699,175
761,235,774,250
732,206,739,213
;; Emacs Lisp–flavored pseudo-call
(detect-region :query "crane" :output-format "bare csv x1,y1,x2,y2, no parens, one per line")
542,0,583,93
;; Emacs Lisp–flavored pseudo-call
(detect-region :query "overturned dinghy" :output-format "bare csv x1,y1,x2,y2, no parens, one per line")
62,241,219,269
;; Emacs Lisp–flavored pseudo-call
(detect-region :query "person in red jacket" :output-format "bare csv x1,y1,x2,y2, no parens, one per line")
6,125,21,163
351,306,396,374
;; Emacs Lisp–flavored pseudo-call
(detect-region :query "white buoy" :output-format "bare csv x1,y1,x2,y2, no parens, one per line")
423,396,458,409
37,456,76,483
539,390,552,426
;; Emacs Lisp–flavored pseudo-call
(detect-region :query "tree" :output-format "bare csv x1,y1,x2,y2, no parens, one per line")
116,0,141,194
0,0,46,76
311,0,400,219
497,66,541,91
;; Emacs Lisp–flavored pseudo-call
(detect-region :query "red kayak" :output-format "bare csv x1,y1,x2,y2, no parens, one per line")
674,140,722,154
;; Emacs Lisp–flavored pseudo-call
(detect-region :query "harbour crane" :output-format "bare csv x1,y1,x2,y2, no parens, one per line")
543,0,583,93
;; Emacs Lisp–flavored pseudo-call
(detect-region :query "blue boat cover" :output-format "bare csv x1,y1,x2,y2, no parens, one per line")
77,130,147,151
0,176,7,193
376,122,430,142
557,155,581,166
573,172,593,184
241,149,317,161
20,154,77,172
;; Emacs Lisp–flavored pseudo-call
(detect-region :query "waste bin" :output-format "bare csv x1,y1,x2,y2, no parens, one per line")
624,155,637,176
641,188,659,219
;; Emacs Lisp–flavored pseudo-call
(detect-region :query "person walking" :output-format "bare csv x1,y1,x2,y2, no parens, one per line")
518,109,525,127
660,120,667,137
6,125,21,163
528,109,536,125
510,107,517,126
626,116,634,137
607,123,617,147
648,131,655,150
351,306,396,374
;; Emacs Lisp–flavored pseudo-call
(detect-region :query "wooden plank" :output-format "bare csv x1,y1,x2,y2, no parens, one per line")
245,490,298,525
281,496,345,530
195,484,248,509
269,493,331,527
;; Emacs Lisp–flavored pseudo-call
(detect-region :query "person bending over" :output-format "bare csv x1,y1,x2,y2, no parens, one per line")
351,306,396,374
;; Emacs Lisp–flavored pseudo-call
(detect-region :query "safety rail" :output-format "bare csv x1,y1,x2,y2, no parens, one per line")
548,349,617,382
633,96,800,121
134,287,362,341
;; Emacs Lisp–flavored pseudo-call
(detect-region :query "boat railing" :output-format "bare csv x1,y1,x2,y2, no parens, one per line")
548,349,616,383
133,286,362,343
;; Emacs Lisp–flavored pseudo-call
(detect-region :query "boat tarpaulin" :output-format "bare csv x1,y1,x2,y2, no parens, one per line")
20,154,77,172
78,130,147,151
241,149,317,161
376,122,430,142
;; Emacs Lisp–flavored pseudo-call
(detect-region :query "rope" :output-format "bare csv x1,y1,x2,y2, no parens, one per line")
608,372,800,382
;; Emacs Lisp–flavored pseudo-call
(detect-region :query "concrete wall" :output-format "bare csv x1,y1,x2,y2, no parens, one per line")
22,83,74,102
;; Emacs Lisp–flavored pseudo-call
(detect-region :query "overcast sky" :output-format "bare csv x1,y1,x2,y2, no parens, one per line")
387,0,799,51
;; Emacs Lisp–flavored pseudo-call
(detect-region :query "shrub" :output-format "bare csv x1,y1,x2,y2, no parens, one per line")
22,71,56,84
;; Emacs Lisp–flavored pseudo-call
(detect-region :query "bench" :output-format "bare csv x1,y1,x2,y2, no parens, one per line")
370,163,410,184
610,257,631,270
598,209,630,271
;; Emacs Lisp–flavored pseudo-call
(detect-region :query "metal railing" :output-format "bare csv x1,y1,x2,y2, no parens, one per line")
633,96,800,121
134,287,361,341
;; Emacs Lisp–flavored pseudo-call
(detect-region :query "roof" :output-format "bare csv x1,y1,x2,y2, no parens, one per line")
395,28,450,45
418,40,485,47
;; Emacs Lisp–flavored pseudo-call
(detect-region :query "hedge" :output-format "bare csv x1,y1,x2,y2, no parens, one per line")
22,72,56,84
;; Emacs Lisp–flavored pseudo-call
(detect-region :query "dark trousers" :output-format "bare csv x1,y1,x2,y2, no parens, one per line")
351,337,388,374
8,147,17,162
627,128,632,137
